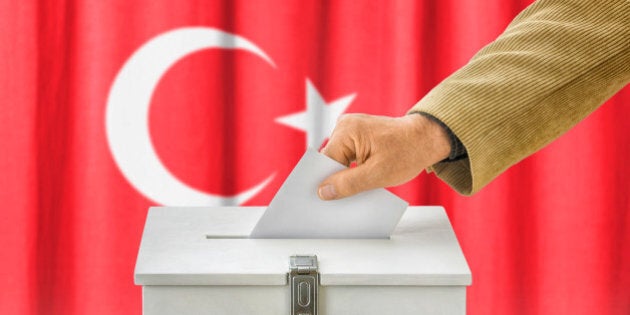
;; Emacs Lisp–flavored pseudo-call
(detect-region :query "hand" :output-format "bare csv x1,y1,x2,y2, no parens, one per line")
318,113,451,200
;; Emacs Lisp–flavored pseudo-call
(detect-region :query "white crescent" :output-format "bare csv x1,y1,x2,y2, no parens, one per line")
106,27,275,206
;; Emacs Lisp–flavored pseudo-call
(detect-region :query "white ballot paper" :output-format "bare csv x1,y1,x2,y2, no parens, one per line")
250,148,408,239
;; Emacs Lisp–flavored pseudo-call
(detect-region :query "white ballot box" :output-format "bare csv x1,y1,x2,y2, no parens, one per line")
134,206,472,314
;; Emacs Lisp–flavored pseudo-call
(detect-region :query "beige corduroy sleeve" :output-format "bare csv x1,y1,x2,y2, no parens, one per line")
409,0,630,195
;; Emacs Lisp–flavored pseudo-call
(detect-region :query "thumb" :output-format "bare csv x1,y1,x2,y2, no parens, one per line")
318,164,376,200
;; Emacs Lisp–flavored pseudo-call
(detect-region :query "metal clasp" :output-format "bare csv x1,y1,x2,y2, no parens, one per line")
289,255,319,315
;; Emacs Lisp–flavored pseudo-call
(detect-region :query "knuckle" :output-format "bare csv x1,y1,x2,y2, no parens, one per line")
337,113,364,129
336,114,353,128
337,114,350,122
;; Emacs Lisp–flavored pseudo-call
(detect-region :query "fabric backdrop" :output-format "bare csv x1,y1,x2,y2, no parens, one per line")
1,0,628,314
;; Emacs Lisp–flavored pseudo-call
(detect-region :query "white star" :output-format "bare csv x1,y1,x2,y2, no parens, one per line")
276,79,356,148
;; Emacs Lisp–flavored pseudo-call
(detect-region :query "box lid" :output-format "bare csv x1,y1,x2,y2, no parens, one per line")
134,206,471,286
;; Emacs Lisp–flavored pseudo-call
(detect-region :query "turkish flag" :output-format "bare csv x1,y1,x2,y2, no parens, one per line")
1,0,629,314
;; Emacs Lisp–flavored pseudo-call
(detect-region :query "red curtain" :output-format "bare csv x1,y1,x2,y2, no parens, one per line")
1,0,628,314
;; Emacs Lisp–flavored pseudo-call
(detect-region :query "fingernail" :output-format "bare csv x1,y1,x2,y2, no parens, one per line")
318,185,337,200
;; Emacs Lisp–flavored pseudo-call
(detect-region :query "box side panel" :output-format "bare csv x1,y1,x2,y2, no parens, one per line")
321,286,466,315
143,286,287,315
142,285,466,315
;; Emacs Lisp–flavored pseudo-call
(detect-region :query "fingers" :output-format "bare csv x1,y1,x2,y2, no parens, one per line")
321,114,364,166
318,114,380,200
321,126,355,166
320,141,352,166
318,163,377,200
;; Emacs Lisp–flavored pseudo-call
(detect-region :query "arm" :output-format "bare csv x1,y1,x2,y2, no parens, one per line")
319,0,630,199
409,0,630,195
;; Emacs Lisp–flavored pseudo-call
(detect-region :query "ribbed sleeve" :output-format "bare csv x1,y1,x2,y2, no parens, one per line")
409,0,630,195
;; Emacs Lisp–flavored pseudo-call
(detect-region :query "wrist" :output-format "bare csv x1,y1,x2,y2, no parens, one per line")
406,114,451,163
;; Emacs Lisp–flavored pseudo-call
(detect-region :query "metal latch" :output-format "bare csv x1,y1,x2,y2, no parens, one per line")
289,255,319,315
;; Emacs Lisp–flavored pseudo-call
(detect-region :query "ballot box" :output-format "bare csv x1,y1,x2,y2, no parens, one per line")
134,206,472,314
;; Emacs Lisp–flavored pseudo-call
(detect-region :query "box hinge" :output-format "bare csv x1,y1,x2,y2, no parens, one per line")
289,255,319,315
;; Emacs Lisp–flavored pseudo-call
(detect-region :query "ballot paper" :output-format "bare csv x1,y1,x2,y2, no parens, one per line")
250,148,408,239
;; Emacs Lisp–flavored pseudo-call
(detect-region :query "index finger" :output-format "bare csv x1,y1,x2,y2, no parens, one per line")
320,139,353,166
